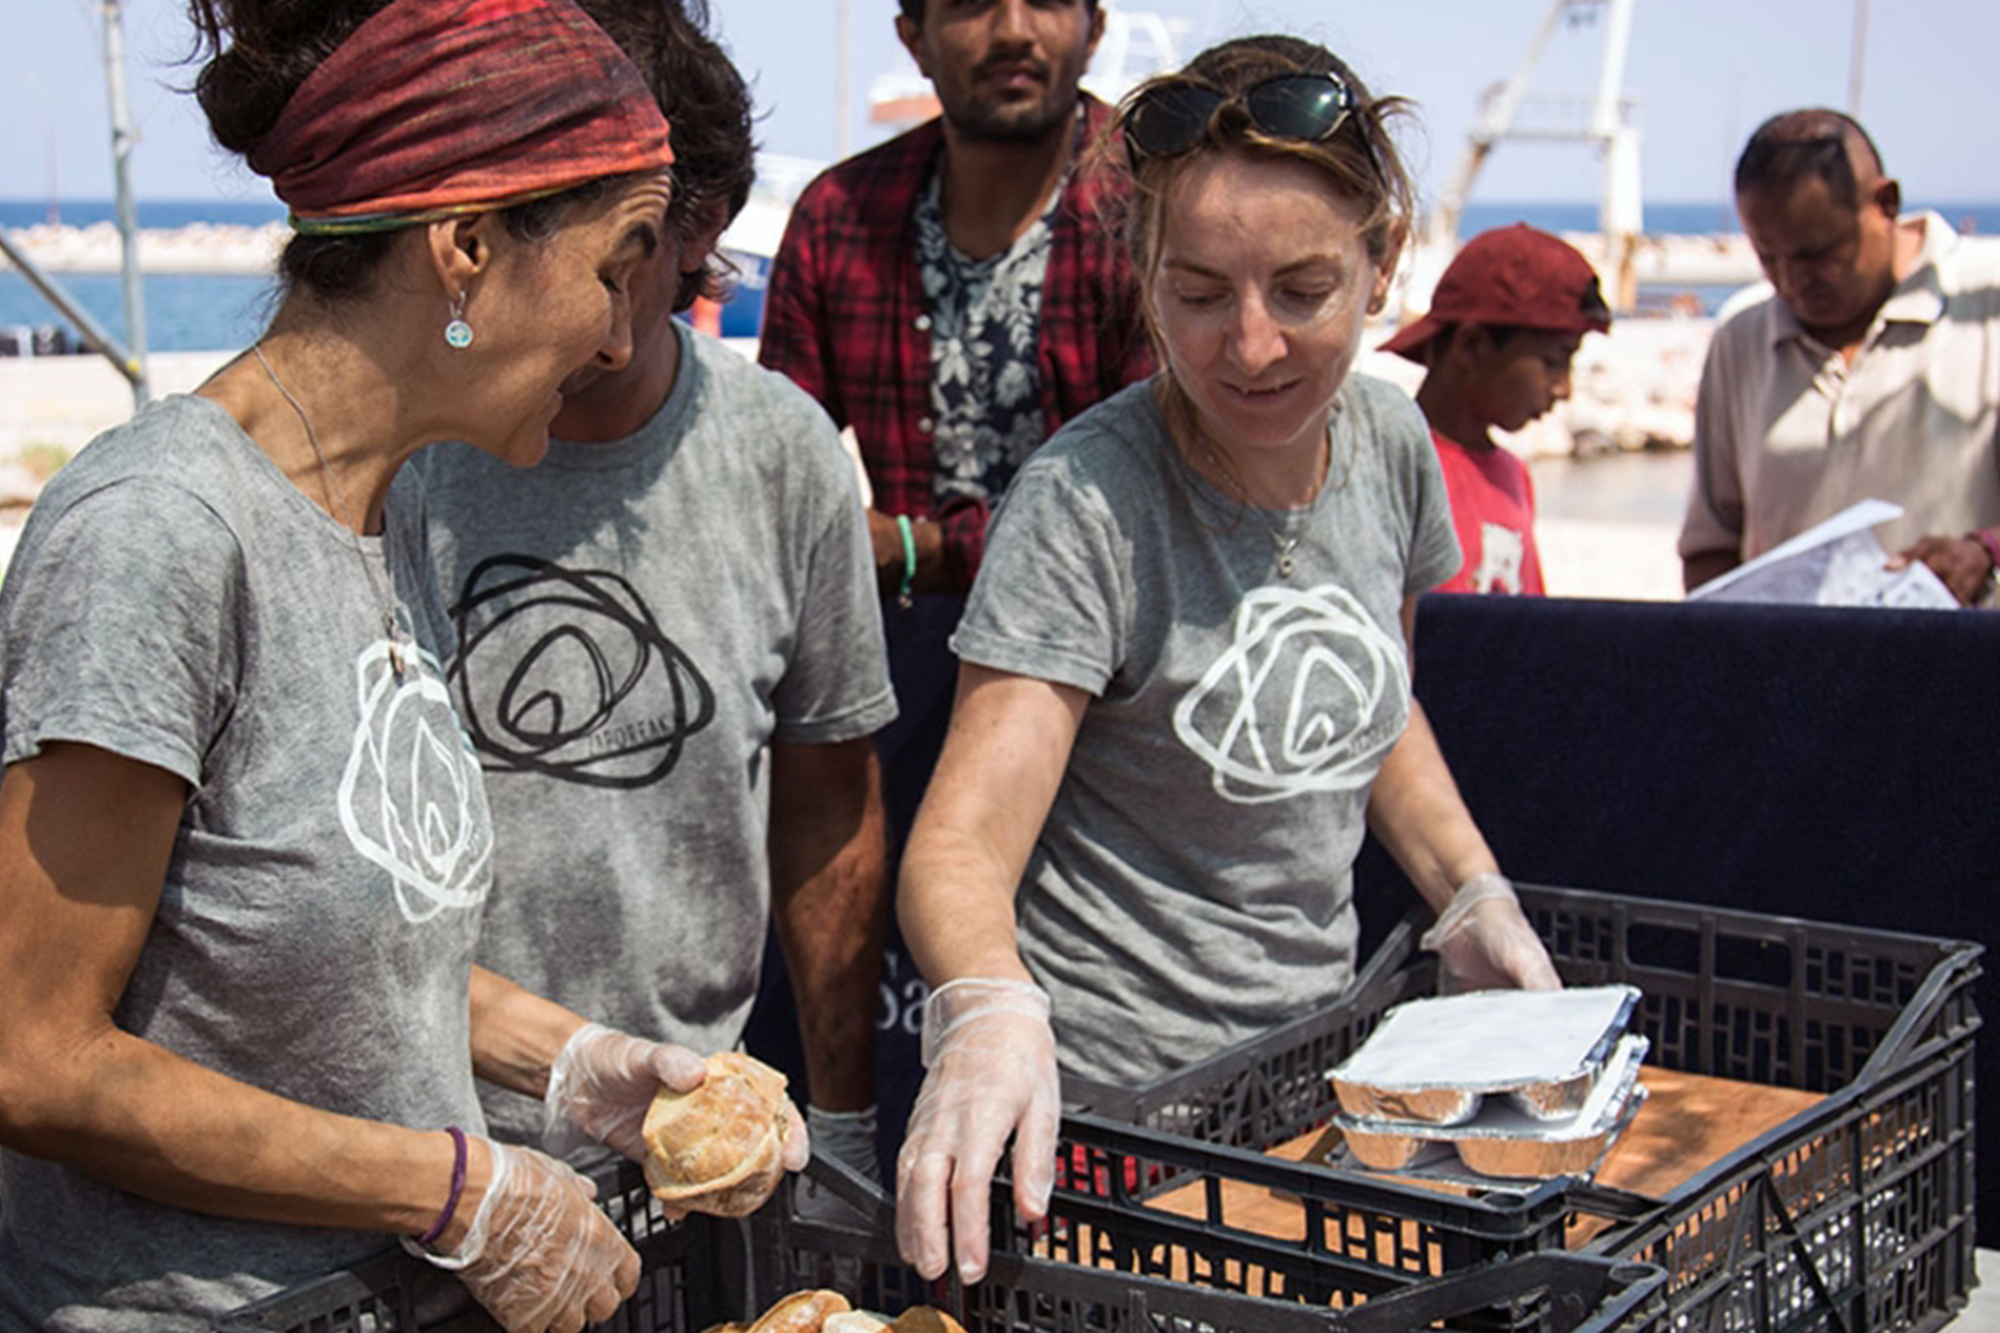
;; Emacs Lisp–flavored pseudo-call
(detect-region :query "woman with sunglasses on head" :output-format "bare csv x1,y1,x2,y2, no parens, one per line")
0,2,807,1329
892,34,1562,1284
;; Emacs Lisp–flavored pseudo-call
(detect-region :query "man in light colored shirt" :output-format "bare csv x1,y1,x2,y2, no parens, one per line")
1679,108,2000,604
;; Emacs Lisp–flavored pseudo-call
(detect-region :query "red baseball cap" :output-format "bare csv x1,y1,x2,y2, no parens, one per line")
1382,223,1612,362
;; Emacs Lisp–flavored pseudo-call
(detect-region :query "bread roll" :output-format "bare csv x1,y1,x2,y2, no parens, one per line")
722,1296,962,1333
747,1288,852,1333
890,1310,968,1333
642,1051,791,1216
821,1313,892,1332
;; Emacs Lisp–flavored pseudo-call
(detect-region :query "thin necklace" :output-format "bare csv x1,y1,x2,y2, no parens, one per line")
1200,417,1351,579
253,343,407,675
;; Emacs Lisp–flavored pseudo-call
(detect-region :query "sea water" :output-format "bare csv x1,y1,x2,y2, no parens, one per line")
3,197,1992,354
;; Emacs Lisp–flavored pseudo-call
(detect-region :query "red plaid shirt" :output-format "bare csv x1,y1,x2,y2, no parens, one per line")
758,96,1154,592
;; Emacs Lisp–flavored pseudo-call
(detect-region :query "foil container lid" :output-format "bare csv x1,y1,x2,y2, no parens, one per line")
1328,980,1640,1104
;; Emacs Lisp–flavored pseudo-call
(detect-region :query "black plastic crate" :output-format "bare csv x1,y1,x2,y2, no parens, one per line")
1064,883,1982,1333
1062,911,1424,1158
213,1151,1667,1333
1015,1114,1615,1331
755,1153,1668,1333
210,1156,733,1333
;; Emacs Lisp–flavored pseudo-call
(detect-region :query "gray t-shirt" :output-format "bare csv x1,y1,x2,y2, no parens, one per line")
413,323,896,1144
0,395,491,1330
953,376,1458,1086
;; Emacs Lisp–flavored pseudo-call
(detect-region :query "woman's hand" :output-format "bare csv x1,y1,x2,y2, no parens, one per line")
541,1022,708,1161
895,978,1060,1284
892,670,1084,1281
419,1139,639,1333
1419,872,1562,993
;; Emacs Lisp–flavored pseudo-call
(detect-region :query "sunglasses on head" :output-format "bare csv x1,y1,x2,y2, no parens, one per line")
1120,72,1381,179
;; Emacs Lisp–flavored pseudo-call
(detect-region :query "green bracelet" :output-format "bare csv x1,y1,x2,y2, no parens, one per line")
896,514,917,609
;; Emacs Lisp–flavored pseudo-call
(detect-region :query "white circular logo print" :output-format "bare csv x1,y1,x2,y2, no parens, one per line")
1172,584,1410,804
339,642,494,923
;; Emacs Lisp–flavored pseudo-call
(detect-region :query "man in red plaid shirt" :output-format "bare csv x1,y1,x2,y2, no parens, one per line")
758,1,1152,1137
758,0,1152,599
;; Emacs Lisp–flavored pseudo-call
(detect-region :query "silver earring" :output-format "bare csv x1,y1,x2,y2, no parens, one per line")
444,292,474,349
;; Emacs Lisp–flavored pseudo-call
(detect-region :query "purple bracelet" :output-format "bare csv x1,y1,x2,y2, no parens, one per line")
417,1126,468,1249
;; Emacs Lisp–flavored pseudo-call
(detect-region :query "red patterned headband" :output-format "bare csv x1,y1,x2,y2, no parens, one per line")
249,0,675,234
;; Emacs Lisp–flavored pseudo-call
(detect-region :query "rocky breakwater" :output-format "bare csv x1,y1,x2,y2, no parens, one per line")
1589,230,1762,289
1535,313,1711,459
0,221,285,275
1383,229,1749,461
1358,310,1712,463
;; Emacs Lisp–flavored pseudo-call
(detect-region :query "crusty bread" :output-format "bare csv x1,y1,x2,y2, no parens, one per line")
821,1314,892,1333
747,1289,852,1333
722,1296,962,1333
642,1051,790,1216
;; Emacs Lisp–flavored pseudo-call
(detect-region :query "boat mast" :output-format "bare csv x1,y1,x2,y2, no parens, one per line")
1591,0,1641,309
0,1,149,398
102,0,149,407
1421,0,1643,311
1424,2,1568,258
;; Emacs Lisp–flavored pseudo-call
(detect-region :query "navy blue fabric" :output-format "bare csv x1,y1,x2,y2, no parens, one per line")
751,589,1999,1238
744,594,961,1176
1355,593,1999,1243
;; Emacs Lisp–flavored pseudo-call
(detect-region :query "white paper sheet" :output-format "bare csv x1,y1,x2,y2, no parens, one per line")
1686,499,1959,609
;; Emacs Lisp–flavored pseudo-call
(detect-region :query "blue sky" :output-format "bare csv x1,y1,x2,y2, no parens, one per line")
7,0,1998,212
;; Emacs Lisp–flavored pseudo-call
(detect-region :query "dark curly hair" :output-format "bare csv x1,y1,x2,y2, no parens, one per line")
575,0,758,312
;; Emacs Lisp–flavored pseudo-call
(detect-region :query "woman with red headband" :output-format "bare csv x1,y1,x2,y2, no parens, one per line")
891,35,1564,1285
0,2,804,1328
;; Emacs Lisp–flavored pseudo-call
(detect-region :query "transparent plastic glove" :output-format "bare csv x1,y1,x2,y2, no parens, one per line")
543,1022,707,1161
406,1139,639,1333
895,978,1059,1285
1420,871,1563,994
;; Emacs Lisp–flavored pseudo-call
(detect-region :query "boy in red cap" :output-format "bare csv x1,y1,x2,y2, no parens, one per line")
1383,223,1613,594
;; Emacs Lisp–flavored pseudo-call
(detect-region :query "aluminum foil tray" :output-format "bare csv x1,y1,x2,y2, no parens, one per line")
1328,984,1641,1125
1336,1035,1649,1181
